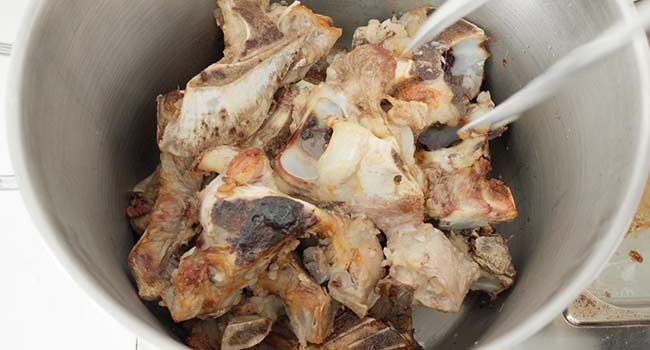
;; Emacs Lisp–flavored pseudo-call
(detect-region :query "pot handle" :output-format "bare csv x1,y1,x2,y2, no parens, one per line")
0,175,18,191
1,42,16,190
0,42,10,56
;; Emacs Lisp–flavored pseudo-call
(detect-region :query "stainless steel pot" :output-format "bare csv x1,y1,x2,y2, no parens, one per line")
6,0,650,349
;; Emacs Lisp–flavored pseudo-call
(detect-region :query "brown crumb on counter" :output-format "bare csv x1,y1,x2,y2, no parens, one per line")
627,179,650,235
501,58,508,68
629,249,644,263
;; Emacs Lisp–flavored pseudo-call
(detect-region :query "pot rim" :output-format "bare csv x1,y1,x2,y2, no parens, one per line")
6,1,187,348
480,1,650,348
6,1,650,349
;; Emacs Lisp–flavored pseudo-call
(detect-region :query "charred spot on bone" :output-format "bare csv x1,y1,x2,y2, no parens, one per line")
212,197,316,263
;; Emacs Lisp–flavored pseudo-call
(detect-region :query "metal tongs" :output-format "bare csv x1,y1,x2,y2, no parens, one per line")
404,0,650,138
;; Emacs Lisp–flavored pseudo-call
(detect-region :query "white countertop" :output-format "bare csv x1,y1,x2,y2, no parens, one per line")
0,192,138,349
2,2,648,350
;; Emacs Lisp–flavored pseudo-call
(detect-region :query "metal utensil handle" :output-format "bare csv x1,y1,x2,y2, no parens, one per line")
459,0,650,136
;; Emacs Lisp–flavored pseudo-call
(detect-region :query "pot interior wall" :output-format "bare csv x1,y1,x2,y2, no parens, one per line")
14,0,648,348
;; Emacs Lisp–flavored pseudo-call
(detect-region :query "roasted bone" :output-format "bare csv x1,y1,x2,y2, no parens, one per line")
159,0,341,156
